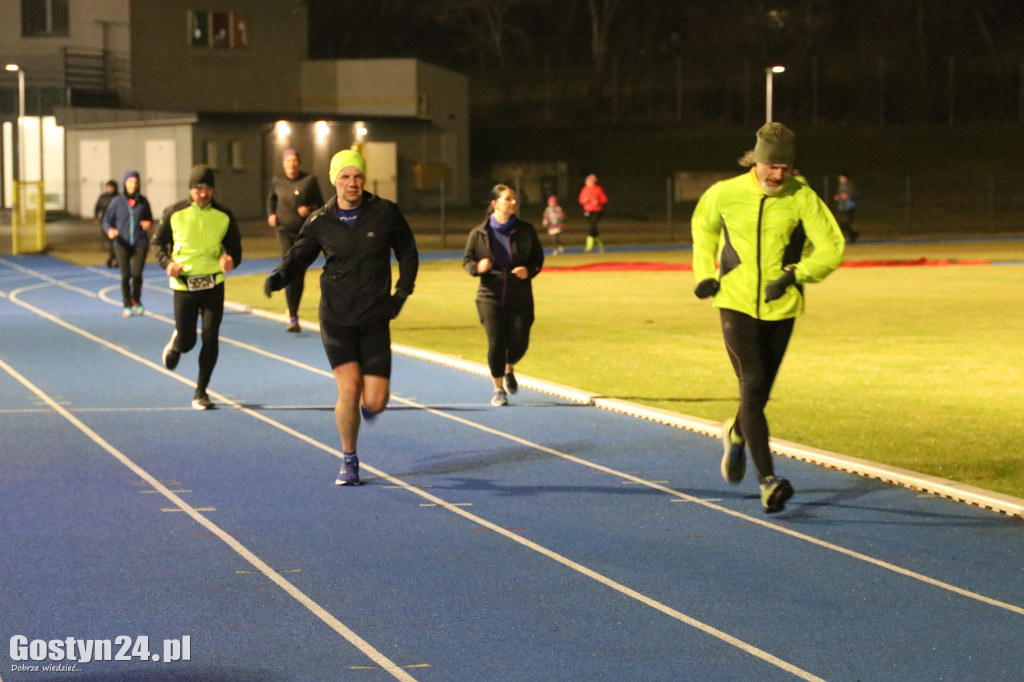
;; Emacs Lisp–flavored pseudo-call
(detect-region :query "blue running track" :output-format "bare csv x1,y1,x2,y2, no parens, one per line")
1,255,1022,681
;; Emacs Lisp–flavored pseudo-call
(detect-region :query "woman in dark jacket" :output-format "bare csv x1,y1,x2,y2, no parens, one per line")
463,184,544,406
102,170,154,316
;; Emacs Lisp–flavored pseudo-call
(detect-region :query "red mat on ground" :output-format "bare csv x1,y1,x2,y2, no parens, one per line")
544,258,991,272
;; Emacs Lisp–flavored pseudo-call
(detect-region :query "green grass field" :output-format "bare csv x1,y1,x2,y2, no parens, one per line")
223,239,1024,499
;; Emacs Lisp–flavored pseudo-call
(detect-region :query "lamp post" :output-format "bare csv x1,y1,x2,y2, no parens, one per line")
765,65,785,123
5,64,25,185
352,120,367,151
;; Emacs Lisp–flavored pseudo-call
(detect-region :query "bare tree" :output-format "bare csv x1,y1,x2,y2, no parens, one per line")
435,0,529,68
585,0,623,104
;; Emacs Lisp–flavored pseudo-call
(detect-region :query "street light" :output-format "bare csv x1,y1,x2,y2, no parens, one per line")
5,64,25,184
352,120,367,149
765,65,785,123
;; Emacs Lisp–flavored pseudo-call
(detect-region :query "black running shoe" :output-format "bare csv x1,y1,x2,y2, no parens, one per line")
760,476,794,514
191,390,215,410
503,371,518,394
162,331,180,370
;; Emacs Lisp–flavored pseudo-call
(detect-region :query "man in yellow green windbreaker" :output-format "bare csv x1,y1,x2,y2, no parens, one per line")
691,122,845,514
152,164,243,410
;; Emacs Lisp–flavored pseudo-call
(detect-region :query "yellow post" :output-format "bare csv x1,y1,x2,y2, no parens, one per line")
11,180,20,255
11,181,46,254
29,180,45,252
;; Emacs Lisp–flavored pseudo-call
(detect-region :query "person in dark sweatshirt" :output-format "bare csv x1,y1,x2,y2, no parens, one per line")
93,179,119,268
463,183,545,407
266,149,324,332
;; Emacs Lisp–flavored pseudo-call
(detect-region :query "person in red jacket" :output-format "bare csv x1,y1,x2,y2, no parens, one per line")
578,173,608,253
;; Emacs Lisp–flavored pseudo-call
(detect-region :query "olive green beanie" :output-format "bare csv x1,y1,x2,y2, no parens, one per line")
752,122,796,165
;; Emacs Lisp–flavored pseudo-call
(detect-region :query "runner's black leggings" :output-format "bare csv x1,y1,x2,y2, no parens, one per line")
172,283,225,392
113,241,147,307
720,308,795,482
276,229,304,317
476,300,534,378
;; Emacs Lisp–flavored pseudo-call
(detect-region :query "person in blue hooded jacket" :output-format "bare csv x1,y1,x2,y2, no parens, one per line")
102,170,154,316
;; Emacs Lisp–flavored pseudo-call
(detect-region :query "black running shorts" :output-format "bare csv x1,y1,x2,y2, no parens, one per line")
320,319,392,378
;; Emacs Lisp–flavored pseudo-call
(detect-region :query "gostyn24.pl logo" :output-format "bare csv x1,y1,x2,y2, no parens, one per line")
9,635,191,666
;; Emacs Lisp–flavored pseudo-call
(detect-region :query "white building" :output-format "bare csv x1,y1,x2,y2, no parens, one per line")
1,0,470,220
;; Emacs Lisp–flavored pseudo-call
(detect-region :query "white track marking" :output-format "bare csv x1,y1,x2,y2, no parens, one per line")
5,259,1024,678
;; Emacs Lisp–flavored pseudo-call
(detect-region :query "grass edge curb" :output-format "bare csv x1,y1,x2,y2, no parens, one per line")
239,302,1024,521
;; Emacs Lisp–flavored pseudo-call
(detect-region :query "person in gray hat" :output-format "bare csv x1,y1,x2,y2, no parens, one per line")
151,164,243,410
690,122,845,513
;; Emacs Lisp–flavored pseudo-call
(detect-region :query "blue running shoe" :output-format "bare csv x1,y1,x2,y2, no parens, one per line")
720,416,746,484
760,476,794,514
360,404,377,423
335,455,361,486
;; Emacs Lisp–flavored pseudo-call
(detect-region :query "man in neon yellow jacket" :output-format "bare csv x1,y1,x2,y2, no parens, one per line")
691,122,844,514
152,164,243,411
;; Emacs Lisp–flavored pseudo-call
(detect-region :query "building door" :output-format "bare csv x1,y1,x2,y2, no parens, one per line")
79,139,111,218
362,141,397,202
145,139,178,218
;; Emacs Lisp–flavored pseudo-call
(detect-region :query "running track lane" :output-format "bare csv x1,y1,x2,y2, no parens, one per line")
1,255,1022,681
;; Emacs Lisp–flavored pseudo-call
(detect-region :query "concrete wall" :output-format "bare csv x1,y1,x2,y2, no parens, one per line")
191,119,268,219
301,59,420,117
0,0,131,85
62,113,193,220
298,59,471,208
129,0,307,113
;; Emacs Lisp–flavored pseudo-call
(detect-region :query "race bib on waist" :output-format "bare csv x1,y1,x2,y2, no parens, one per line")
185,274,216,291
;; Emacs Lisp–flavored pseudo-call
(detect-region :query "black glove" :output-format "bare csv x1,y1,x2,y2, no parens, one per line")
389,293,407,319
694,278,720,299
264,270,286,297
764,269,796,302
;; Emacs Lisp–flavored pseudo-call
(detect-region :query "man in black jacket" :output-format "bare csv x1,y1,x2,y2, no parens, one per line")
264,149,418,486
266,149,324,332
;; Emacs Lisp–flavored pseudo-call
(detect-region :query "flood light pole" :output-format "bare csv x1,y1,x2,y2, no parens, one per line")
765,65,785,123
5,64,25,184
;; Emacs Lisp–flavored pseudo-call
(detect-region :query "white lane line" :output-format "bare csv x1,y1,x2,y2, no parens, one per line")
384,394,1024,619
5,271,828,679
29,259,1024,519
198,305,1024,617
8,261,1023,674
2,288,418,682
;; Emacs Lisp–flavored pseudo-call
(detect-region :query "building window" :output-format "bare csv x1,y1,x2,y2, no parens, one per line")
229,140,244,170
189,11,250,48
21,0,69,37
204,141,219,169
